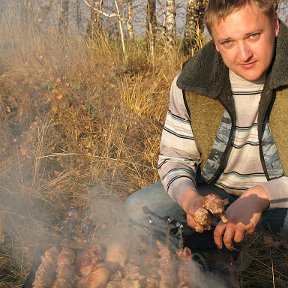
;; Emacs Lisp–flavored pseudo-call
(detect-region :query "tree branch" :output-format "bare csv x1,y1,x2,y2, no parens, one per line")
82,0,122,20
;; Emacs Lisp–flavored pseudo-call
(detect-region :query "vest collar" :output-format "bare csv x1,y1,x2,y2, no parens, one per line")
177,21,288,98
268,21,288,89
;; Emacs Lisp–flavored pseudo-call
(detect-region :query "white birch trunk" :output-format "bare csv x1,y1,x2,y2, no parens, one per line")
146,0,157,58
38,0,54,26
114,0,127,59
59,0,69,34
87,0,103,39
126,0,135,40
165,0,176,48
76,0,82,30
183,0,205,55
20,0,33,27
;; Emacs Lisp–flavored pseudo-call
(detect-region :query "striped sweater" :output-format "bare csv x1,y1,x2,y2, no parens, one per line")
158,71,288,209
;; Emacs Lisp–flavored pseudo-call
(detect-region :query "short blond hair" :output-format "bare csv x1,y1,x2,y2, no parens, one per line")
205,0,278,34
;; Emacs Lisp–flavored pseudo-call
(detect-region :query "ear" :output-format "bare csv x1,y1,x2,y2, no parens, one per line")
274,17,280,37
211,28,220,52
214,42,220,52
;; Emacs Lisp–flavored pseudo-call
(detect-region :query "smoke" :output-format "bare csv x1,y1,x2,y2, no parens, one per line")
77,189,230,288
0,156,55,247
178,260,227,288
0,154,233,288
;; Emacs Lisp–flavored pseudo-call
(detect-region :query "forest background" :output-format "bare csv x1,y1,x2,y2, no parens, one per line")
0,0,288,287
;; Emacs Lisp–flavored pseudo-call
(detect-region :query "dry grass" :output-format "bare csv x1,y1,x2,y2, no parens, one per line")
238,232,288,287
0,12,287,288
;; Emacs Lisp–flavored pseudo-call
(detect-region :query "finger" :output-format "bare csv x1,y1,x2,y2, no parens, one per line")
234,228,245,243
195,225,204,233
246,229,254,235
223,224,236,250
246,225,256,234
214,223,226,249
187,214,196,229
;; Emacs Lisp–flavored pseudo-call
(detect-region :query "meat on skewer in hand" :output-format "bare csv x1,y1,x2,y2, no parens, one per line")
202,194,228,223
193,193,229,233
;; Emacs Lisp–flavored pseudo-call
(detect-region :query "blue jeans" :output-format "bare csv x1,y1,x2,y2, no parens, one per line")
124,182,288,253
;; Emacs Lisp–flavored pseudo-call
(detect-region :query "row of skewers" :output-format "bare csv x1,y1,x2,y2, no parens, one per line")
32,240,203,288
32,193,229,288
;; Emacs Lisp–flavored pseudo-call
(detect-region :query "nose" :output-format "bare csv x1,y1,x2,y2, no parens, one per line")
237,41,253,62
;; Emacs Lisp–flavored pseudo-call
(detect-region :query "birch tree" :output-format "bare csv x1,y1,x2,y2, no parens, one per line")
59,0,69,34
114,0,127,58
87,0,103,39
38,0,54,28
76,0,83,30
146,0,157,57
82,0,127,58
20,0,33,28
0,1,4,22
182,0,206,55
126,0,135,40
165,0,176,48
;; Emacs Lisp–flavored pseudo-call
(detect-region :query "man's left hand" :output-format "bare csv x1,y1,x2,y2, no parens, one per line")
214,185,270,250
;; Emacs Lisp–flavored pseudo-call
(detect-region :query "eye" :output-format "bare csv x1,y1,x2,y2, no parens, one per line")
248,33,260,40
221,40,233,48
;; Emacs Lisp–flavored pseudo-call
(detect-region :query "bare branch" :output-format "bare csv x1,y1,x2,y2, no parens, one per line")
82,0,123,20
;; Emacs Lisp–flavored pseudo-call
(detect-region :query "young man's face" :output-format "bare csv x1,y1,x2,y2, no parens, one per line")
211,2,279,81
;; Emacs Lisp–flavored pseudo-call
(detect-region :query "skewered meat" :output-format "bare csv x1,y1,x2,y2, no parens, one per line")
76,275,91,288
176,247,196,288
105,242,128,268
77,258,121,288
177,262,196,288
142,254,159,268
110,269,123,281
107,280,122,288
146,275,160,288
78,245,104,277
56,247,75,266
121,279,143,288
76,243,124,288
78,246,104,267
52,278,74,288
79,262,96,277
32,246,60,288
77,262,114,288
193,208,212,233
141,249,160,287
52,247,76,288
88,263,113,288
121,262,146,288
145,267,160,288
176,247,192,262
202,194,228,223
55,264,75,280
128,253,142,267
118,242,148,288
156,240,177,288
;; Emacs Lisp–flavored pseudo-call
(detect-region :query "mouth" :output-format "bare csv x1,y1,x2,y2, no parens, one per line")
240,61,257,69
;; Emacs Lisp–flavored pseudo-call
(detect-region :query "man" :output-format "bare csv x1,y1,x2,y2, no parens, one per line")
125,0,288,285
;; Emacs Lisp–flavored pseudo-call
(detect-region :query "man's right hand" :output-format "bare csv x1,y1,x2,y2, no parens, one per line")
179,188,204,230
